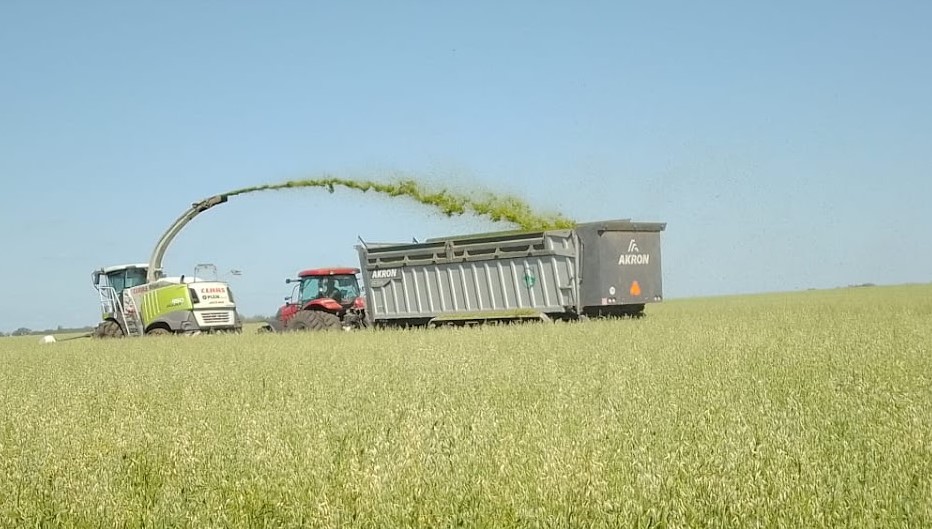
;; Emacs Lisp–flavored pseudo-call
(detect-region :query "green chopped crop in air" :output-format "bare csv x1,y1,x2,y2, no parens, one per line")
226,177,576,231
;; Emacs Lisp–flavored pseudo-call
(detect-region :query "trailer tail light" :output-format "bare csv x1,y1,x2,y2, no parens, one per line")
630,281,641,297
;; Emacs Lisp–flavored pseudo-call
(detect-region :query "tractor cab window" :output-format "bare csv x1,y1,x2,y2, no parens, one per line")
334,275,361,299
299,275,360,303
298,277,324,303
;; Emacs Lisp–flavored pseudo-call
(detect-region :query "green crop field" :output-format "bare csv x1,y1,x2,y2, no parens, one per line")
1,284,930,528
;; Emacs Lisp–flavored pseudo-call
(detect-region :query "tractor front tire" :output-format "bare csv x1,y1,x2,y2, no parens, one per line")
94,320,125,339
286,310,342,332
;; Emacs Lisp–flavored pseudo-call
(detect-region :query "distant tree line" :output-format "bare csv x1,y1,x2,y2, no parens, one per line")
0,325,96,337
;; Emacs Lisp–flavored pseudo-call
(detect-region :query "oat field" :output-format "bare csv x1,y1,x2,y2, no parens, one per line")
1,284,930,528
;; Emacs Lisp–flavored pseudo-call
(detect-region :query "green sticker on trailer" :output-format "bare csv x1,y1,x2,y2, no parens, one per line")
523,270,536,288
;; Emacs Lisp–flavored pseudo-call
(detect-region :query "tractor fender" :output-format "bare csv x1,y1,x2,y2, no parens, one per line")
303,298,343,313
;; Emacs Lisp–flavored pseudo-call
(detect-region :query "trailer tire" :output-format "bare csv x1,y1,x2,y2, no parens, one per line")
342,309,369,330
583,304,646,319
286,310,342,332
94,320,125,339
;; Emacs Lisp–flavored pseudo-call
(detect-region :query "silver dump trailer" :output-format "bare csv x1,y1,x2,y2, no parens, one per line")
356,219,665,326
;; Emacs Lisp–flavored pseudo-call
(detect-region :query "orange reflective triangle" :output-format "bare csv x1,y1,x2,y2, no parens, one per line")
630,281,641,296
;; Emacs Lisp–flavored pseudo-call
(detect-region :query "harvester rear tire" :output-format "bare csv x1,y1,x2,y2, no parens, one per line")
286,310,342,332
146,327,172,336
94,320,125,339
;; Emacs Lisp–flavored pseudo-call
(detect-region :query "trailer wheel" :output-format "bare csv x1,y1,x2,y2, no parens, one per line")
94,320,125,339
583,304,646,319
341,309,369,330
286,310,342,332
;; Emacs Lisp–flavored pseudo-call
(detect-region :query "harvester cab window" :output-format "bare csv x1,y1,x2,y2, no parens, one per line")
105,268,147,294
124,268,147,290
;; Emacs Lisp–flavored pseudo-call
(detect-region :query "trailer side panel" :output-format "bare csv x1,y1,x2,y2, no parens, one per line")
358,232,578,324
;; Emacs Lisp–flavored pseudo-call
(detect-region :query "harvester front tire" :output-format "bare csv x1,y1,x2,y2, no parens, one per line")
286,310,342,332
95,320,125,339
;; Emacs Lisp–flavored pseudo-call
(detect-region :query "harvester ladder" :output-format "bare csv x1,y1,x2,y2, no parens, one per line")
97,286,142,337
120,292,144,337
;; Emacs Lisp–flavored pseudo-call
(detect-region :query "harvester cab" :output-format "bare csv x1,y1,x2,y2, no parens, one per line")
260,268,367,333
92,264,149,337
93,264,149,296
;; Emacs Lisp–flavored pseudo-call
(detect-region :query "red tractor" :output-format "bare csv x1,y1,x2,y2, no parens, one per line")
260,267,368,332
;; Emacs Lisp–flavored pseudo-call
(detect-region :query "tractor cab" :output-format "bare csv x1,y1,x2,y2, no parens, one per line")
295,268,362,307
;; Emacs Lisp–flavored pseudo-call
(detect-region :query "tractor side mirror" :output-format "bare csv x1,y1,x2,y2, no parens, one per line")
92,271,101,287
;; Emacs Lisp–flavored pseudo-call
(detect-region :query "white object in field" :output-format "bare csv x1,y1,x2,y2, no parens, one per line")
40,335,56,344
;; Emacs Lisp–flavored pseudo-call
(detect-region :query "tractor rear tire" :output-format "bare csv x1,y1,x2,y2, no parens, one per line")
94,320,125,339
286,310,342,332
146,327,172,336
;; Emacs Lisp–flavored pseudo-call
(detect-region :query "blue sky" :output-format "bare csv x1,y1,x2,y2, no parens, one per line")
1,1,929,331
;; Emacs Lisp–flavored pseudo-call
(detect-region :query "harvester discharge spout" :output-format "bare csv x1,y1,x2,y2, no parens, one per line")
146,194,230,283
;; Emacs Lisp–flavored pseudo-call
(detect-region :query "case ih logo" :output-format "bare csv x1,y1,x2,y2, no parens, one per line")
619,239,650,265
372,269,399,279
